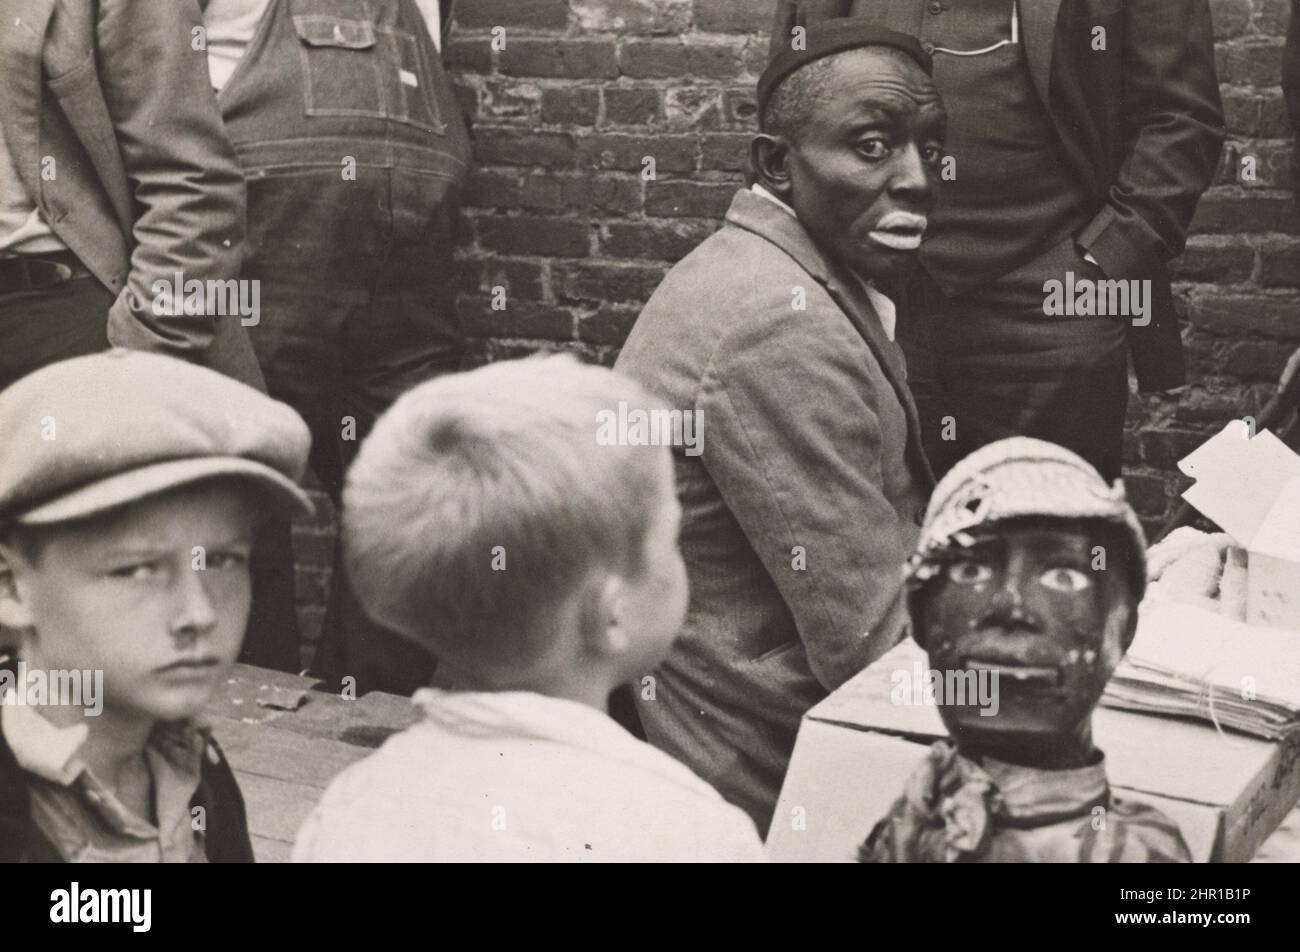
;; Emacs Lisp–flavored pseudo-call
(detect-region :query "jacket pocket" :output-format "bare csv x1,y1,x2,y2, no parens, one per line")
291,4,444,134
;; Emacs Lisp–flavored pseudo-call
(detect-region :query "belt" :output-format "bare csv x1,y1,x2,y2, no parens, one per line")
0,250,92,294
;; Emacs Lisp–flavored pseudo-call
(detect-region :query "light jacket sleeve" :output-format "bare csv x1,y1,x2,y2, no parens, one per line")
96,0,246,355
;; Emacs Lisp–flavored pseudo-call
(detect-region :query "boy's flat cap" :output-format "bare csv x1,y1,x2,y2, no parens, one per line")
0,349,314,526
759,18,932,116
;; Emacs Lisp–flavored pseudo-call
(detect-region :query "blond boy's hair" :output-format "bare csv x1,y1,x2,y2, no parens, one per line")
342,355,671,674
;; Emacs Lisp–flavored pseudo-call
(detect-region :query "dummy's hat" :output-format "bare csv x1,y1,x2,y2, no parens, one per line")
758,18,933,117
907,437,1147,596
0,349,314,527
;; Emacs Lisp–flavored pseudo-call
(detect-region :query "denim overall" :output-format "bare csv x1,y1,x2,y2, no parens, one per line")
217,0,469,688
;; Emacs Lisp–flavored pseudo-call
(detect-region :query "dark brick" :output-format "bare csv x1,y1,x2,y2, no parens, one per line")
599,218,719,260
1260,93,1295,138
1260,241,1300,287
571,0,691,35
552,261,666,302
460,297,576,340
1186,292,1300,338
298,606,326,650
1124,473,1173,519
578,133,697,172
454,0,569,30
1190,193,1300,235
1138,429,1215,469
1169,240,1255,283
1173,385,1258,424
294,567,329,605
445,38,493,73
1256,0,1293,35
475,214,592,256
603,86,663,125
1221,92,1262,137
619,39,744,80
578,304,642,344
479,79,542,121
1214,41,1286,88
501,39,619,79
452,81,479,124
700,132,753,171
480,258,548,300
645,179,740,217
1220,338,1297,381
1208,0,1252,37
721,87,760,129
540,86,601,125
469,169,642,214
290,529,336,568
474,129,577,167
694,0,772,33
665,87,723,129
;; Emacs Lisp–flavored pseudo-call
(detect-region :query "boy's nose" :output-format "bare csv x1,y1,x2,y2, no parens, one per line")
171,567,218,640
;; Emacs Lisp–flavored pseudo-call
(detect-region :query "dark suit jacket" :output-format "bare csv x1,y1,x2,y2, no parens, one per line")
772,0,1226,392
615,189,934,831
0,0,262,387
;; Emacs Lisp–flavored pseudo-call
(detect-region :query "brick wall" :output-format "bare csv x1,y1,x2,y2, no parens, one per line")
291,0,1300,658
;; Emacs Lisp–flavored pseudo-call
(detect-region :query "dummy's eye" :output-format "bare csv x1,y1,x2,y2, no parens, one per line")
856,137,890,160
920,144,945,164
946,560,993,585
1041,567,1092,593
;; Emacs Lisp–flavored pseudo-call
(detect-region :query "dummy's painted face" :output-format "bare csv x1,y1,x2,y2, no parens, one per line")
915,519,1138,755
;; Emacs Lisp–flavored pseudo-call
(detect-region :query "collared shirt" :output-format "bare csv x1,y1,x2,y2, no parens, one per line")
750,183,897,341
1,702,210,863
0,116,65,254
204,0,442,91
292,687,767,862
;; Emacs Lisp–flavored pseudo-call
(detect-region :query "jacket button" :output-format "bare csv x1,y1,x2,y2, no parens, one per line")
928,2,943,13
922,41,936,55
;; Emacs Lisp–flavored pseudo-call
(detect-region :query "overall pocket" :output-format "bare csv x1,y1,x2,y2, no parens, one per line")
291,2,444,133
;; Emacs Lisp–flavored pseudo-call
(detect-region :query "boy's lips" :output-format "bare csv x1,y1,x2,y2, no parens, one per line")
868,211,928,251
154,657,221,676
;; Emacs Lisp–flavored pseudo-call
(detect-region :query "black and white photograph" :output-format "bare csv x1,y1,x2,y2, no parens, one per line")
1,0,1299,922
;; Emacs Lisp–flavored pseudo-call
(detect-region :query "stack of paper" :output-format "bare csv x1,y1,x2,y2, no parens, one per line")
1102,601,1300,741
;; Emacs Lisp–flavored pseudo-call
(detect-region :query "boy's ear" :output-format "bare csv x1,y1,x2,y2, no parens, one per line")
751,133,792,201
576,574,629,659
0,546,34,631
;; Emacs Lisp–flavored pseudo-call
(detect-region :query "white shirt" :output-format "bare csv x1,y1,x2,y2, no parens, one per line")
204,0,442,92
750,183,898,341
292,687,767,862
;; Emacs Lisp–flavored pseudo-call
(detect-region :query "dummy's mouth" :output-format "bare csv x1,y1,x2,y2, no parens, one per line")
963,658,1063,688
868,211,928,251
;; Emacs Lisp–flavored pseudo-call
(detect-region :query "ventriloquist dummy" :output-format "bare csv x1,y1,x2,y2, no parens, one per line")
861,438,1191,863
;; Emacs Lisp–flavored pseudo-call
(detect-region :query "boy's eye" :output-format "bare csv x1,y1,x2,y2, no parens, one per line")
109,562,161,581
856,138,890,160
921,144,945,164
946,560,993,585
208,551,250,571
1041,567,1092,593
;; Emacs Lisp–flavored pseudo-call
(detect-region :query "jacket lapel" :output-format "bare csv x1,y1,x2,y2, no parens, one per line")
0,0,57,202
1017,0,1063,109
725,189,935,487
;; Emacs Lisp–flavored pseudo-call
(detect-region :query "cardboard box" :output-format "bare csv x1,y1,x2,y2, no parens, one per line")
767,640,1300,863
1179,422,1300,631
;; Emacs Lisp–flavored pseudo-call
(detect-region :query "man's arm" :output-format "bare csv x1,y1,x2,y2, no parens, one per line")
96,0,245,355
697,291,911,691
1076,0,1226,278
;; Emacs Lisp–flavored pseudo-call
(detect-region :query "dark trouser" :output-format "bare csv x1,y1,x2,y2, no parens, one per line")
0,274,302,670
900,238,1131,483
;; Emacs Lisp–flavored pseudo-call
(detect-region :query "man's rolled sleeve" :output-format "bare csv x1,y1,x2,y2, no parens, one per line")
97,0,246,356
